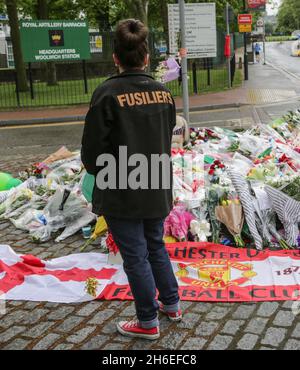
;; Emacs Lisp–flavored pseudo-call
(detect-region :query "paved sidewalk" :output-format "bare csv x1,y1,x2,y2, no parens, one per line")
1,61,300,126
0,90,244,125
0,153,300,350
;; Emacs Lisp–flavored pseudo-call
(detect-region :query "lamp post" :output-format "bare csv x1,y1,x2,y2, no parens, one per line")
226,3,232,88
243,0,249,80
179,0,190,124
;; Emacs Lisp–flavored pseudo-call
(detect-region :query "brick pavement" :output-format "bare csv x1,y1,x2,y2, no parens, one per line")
0,153,300,350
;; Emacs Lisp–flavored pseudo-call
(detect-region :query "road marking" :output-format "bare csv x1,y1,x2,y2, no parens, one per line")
190,117,254,128
266,61,300,81
0,121,84,130
189,107,239,115
257,98,300,108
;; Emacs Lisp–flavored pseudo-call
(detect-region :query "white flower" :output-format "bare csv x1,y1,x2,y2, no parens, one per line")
190,219,211,242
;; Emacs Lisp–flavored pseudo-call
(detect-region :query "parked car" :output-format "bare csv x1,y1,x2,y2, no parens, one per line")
291,40,300,57
291,30,300,40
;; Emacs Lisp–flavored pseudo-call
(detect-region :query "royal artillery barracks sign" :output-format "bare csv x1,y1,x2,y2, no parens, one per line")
20,20,91,63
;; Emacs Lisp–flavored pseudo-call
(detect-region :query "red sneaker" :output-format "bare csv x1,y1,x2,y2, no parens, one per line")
159,304,182,322
116,320,160,340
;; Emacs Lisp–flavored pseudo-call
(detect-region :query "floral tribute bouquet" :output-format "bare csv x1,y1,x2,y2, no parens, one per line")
154,58,181,84
164,203,195,242
215,192,245,248
265,174,300,248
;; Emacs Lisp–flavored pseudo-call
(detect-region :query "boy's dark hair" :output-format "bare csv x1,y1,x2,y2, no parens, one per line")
114,19,149,69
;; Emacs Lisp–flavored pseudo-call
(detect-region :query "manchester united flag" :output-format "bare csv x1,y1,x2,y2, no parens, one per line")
0,243,300,303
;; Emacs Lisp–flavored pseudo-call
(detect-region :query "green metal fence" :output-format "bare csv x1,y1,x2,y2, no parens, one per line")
0,31,243,110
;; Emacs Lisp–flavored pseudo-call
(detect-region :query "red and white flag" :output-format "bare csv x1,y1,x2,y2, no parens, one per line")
0,243,300,303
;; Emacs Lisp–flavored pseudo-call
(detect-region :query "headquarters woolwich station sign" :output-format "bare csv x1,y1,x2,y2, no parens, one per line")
20,20,91,63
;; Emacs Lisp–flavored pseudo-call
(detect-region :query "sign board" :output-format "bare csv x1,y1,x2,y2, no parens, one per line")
0,14,8,21
168,3,217,59
238,14,253,25
91,35,103,53
257,18,264,27
239,24,252,33
247,0,266,11
253,27,264,35
20,20,91,63
95,36,103,51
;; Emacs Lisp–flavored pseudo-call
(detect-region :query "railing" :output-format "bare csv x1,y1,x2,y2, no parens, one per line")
0,31,244,110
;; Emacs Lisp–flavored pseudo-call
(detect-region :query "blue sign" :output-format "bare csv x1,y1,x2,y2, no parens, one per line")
159,46,168,53
0,14,8,21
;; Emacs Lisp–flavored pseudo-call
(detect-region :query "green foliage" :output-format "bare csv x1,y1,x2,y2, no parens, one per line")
18,0,80,19
0,0,253,31
0,0,5,13
277,0,300,34
266,35,294,41
265,22,275,35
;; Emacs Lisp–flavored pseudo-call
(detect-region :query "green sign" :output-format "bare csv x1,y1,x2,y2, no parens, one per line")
20,20,91,63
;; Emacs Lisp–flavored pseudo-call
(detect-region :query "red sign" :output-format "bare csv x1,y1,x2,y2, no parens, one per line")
247,0,266,11
224,35,231,57
238,14,253,25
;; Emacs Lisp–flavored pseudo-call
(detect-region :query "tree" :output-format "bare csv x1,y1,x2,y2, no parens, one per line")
19,0,82,85
5,0,28,91
0,0,5,13
128,0,149,25
19,0,80,20
265,22,275,35
36,0,57,86
77,0,111,30
277,0,300,34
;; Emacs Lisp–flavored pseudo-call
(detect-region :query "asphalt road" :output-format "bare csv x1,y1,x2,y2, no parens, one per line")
0,102,299,159
265,41,300,78
0,121,84,158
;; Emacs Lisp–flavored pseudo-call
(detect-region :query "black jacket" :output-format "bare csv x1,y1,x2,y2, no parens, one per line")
81,70,176,219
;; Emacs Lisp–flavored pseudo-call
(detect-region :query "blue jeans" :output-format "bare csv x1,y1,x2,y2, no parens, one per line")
105,216,180,329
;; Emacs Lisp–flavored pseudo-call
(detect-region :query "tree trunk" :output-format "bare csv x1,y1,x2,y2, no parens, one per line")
5,0,28,91
46,62,57,85
98,0,110,31
36,0,58,86
97,1,111,63
130,0,149,25
36,0,48,18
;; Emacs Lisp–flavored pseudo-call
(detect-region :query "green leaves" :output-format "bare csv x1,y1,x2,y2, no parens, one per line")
277,0,300,34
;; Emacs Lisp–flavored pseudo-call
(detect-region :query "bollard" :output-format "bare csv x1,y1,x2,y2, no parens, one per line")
192,62,198,94
238,57,243,69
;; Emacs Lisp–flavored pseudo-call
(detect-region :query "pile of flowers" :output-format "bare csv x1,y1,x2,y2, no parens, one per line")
164,108,300,250
1,109,300,251
0,147,96,243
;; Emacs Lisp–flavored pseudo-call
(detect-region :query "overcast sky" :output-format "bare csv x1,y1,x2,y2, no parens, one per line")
266,0,281,15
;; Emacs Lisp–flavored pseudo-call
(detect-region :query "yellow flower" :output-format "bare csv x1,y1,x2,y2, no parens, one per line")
91,216,108,240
